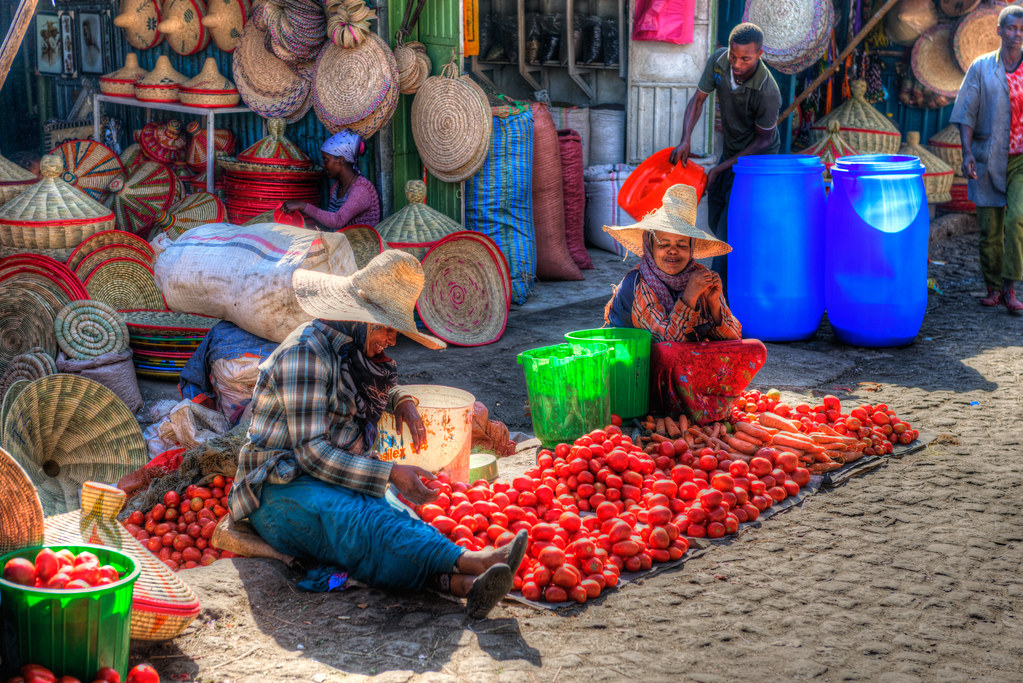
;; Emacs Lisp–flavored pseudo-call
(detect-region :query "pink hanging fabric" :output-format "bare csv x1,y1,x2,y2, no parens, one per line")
632,0,695,46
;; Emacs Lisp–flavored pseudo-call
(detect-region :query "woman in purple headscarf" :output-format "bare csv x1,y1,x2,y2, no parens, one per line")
284,129,381,230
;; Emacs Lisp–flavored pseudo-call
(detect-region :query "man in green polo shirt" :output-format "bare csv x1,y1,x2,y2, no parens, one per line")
670,22,782,287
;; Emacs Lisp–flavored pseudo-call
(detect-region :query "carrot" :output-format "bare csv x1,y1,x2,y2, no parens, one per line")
773,445,805,458
758,412,802,433
734,421,772,441
663,416,682,439
644,443,659,455
809,462,842,474
836,450,863,464
812,451,834,463
811,434,858,446
648,432,669,443
818,423,844,437
678,414,690,432
725,436,758,455
654,417,666,436
733,431,763,447
771,433,818,451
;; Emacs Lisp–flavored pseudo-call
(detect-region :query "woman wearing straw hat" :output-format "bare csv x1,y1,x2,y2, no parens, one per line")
603,184,766,424
228,250,526,617
283,129,381,230
951,5,1023,312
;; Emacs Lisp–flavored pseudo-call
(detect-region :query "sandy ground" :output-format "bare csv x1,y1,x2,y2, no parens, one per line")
131,230,1023,682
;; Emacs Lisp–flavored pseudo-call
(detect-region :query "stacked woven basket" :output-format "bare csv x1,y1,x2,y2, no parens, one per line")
100,52,240,107
119,310,218,380
375,180,462,259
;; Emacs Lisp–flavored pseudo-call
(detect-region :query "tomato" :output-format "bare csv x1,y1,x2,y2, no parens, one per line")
605,450,629,472
782,479,801,497
748,457,772,477
128,510,144,526
3,558,36,586
698,489,723,509
790,467,810,488
697,454,718,472
521,581,541,601
647,526,671,550
775,452,798,474
56,676,82,683
710,473,735,492
558,512,581,533
767,486,788,502
163,490,180,508
537,546,565,569
706,522,726,538
94,668,121,683
431,516,457,535
21,666,56,683
607,521,632,544
544,585,568,603
125,664,160,683
748,479,767,496
552,565,581,589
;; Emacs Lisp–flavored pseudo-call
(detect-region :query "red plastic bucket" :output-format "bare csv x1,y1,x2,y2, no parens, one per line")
617,148,708,221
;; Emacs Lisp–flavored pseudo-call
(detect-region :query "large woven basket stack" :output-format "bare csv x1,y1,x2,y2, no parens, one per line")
119,309,218,380
0,149,38,208
900,131,953,204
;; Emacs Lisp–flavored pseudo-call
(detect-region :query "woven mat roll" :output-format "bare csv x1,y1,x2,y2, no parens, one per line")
0,288,58,378
2,374,148,516
84,257,165,311
313,33,396,129
412,63,493,182
55,299,130,360
0,446,44,555
0,349,57,401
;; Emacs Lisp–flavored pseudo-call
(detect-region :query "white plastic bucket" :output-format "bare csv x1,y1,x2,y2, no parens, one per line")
376,385,474,483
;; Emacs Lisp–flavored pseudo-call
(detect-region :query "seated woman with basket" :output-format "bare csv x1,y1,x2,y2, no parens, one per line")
282,129,380,230
603,184,766,424
228,250,526,617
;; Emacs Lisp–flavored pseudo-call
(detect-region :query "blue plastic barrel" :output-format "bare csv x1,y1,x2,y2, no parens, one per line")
727,154,827,341
825,154,928,347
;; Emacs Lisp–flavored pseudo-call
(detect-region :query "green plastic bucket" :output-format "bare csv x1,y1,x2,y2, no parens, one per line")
0,544,140,682
517,343,611,447
564,328,652,419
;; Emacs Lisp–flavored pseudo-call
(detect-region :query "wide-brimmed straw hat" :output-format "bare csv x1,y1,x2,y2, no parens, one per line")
603,184,731,260
293,249,446,350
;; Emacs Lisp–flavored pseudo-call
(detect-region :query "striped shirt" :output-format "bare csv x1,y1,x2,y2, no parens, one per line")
229,319,406,521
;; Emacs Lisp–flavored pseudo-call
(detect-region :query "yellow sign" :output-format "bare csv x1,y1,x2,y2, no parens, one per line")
463,0,479,56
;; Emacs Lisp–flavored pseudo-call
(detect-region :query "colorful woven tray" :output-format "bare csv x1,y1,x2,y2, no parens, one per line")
73,243,154,280
84,257,165,311
0,253,89,299
51,140,126,201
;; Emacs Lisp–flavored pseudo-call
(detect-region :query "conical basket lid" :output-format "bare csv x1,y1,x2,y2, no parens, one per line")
136,55,188,87
0,155,115,227
900,131,953,202
2,374,148,516
157,0,210,56
104,161,177,236
51,140,126,201
0,149,39,184
100,52,149,83
0,446,44,555
185,122,236,172
376,180,462,249
203,0,251,52
804,121,859,179
182,57,234,91
137,120,188,165
237,117,312,168
811,81,900,147
155,192,227,239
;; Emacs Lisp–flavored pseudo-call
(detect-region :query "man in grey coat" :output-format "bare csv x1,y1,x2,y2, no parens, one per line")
951,4,1023,311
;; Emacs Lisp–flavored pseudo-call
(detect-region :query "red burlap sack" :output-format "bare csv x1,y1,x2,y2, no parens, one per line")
557,129,594,270
531,102,583,281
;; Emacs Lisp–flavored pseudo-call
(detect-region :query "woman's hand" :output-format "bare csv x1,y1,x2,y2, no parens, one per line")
388,464,438,505
394,400,427,452
704,271,724,323
682,269,715,308
282,200,307,214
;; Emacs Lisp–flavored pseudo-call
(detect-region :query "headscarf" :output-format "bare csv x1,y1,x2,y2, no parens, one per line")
321,129,364,165
333,321,398,448
638,234,699,313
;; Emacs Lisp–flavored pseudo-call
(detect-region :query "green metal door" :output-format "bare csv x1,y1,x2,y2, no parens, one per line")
390,0,463,222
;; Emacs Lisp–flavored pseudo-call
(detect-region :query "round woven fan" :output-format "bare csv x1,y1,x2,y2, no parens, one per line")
2,374,148,516
0,287,58,376
84,257,165,311
313,33,398,131
416,232,510,347
0,446,44,555
104,161,176,236
51,140,126,201
338,224,384,269
55,299,130,360
67,229,155,272
73,244,154,281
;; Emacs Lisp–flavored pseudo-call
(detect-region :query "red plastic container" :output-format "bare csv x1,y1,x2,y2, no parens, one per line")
617,148,708,221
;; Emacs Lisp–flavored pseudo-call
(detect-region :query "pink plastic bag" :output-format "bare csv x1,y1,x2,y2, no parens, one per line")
632,0,695,46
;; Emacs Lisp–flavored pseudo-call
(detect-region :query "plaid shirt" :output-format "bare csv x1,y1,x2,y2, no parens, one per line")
229,319,406,521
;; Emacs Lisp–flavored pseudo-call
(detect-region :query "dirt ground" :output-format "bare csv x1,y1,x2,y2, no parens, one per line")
132,229,1023,682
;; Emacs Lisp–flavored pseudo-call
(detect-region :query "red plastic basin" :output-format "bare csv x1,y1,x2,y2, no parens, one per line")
617,148,708,221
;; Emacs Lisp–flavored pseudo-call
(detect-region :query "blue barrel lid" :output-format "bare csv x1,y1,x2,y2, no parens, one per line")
832,154,924,175
733,154,824,174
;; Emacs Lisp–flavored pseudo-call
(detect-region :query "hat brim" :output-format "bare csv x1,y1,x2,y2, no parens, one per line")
292,267,445,350
602,209,732,260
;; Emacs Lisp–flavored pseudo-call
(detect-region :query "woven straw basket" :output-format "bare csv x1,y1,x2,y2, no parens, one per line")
84,257,165,310
73,243,154,281
44,481,201,641
137,119,188,165
810,81,901,153
2,374,148,516
0,253,88,298
203,0,251,52
113,0,164,51
265,0,330,63
134,56,188,103
1,383,31,447
180,58,241,108
100,53,149,98
313,33,399,134
0,155,116,251
885,0,937,46
233,24,311,119
155,192,228,239
927,124,964,178
338,225,384,269
0,150,38,208
157,0,210,56
376,180,462,260
185,123,236,172
412,61,492,183
744,0,832,75
912,25,965,99
953,5,1002,73
939,0,982,17
0,349,57,404
237,117,312,168
104,161,177,236
67,229,154,272
0,446,44,555
803,121,859,182
900,131,953,203
50,139,126,201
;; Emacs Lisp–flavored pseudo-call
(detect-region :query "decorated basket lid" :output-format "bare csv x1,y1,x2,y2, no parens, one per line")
203,0,251,52
50,139,126,201
104,161,177,236
181,57,234,91
184,121,237,172
0,149,39,207
120,143,146,170
236,117,312,168
810,80,900,154
134,55,188,102
136,119,189,165
927,123,963,177
900,131,953,204
0,155,116,238
803,121,858,182
154,191,227,239
376,180,462,259
113,0,164,51
99,53,149,97
180,58,241,108
157,0,210,56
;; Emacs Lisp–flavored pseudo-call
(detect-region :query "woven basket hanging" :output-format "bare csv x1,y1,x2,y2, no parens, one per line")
803,121,859,182
0,155,116,252
2,374,149,516
43,482,202,641
84,257,165,311
99,53,149,98
232,24,312,120
0,288,58,378
154,192,228,240
416,231,510,347
885,0,937,46
900,131,953,204
394,40,431,95
113,0,164,51
134,55,188,103
313,33,400,135
0,446,44,555
264,0,330,63
104,161,177,236
411,60,493,182
939,0,981,17
157,0,210,56
0,348,58,401
810,81,901,153
202,0,250,52
54,299,130,360
376,180,462,260
179,57,241,108
0,149,38,208
912,25,966,99
927,124,964,178
67,229,155,272
50,139,126,201
743,0,833,75
953,5,1003,73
